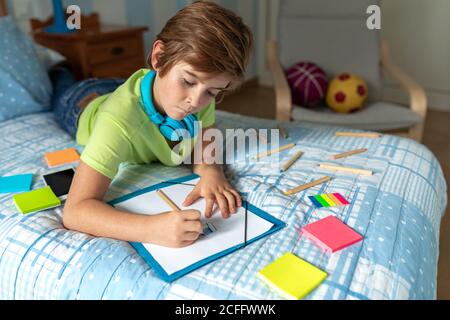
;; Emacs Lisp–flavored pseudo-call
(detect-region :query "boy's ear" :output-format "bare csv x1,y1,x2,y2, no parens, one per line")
150,40,165,71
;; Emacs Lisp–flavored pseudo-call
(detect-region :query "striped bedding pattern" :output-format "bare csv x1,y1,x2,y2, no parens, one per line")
0,110,446,299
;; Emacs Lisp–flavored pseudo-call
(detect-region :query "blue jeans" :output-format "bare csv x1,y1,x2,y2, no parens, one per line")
52,70,125,138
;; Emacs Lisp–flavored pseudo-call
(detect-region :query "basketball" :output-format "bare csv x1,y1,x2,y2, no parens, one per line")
286,62,328,107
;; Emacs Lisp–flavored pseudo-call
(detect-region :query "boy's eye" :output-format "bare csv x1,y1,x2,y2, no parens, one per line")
206,90,217,97
183,78,195,87
183,78,218,98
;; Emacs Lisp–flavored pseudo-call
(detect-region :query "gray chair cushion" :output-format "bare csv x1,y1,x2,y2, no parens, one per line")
291,101,422,130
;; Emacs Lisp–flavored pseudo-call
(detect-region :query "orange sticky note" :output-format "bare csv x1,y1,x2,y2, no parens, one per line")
44,148,80,168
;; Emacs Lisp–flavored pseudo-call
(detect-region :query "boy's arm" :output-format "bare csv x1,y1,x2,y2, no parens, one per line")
63,160,202,246
191,125,224,177
186,126,242,218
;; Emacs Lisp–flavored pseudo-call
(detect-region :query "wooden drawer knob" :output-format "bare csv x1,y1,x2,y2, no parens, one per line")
111,46,125,55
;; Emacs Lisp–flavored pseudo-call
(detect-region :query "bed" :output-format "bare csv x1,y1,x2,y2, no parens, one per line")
0,1,447,300
0,108,447,300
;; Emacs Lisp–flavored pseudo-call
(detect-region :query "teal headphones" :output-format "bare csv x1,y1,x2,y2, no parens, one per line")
140,70,199,142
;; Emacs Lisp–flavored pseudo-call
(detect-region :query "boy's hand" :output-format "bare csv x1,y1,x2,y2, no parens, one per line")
182,170,242,219
150,209,203,247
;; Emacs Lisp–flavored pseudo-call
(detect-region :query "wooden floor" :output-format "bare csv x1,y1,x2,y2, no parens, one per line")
218,82,450,300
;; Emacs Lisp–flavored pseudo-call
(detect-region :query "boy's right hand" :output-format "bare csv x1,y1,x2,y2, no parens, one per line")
149,209,203,248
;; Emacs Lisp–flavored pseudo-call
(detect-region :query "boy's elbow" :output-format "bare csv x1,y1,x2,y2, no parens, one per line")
62,205,77,230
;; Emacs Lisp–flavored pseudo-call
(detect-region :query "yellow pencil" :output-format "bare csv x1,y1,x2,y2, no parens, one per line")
156,189,180,211
319,163,373,176
332,148,368,160
335,132,381,138
258,131,268,143
280,150,303,172
254,143,296,160
157,189,209,235
283,176,331,195
277,125,288,139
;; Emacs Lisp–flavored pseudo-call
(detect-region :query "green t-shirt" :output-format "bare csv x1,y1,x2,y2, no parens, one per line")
76,69,215,179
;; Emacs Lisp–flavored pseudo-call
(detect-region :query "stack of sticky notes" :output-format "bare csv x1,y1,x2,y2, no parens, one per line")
301,215,363,252
0,174,33,193
13,186,61,214
257,252,327,300
44,148,80,168
308,192,349,208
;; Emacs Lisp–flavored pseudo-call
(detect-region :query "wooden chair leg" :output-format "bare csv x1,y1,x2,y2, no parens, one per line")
408,122,425,142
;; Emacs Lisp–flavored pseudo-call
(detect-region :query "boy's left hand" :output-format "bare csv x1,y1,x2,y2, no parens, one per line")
182,170,242,219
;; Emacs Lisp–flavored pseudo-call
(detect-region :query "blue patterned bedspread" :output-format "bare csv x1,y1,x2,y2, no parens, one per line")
0,111,447,300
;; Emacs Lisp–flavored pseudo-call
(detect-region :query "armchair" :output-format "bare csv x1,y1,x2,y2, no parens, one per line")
267,0,427,141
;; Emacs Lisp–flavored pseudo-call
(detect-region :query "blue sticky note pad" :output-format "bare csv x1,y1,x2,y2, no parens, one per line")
0,174,33,193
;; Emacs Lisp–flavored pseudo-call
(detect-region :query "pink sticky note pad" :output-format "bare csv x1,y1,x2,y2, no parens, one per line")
301,216,363,252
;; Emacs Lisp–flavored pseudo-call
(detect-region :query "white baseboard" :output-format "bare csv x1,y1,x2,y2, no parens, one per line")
383,85,450,112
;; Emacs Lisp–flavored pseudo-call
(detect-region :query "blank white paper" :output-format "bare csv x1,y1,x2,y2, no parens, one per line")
113,178,275,275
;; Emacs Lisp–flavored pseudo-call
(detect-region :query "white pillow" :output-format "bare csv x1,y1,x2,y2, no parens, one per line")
34,43,66,70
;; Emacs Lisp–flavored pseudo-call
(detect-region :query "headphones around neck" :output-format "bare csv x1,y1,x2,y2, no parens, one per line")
140,70,199,142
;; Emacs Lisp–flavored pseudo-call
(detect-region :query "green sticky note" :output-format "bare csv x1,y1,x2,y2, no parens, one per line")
257,252,327,300
13,186,61,214
320,194,336,206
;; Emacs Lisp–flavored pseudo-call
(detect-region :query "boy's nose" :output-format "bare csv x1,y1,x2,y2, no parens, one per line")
187,94,201,110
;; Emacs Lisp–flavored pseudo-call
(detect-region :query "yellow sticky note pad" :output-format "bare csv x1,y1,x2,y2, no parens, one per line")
257,252,327,300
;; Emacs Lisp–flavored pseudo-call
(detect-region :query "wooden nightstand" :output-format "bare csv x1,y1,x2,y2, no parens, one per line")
30,13,148,80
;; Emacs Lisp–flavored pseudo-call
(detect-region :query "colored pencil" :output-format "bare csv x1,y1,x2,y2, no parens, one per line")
156,189,180,211
319,163,373,176
280,150,303,172
277,125,289,139
254,143,296,160
335,132,381,138
258,131,268,143
332,148,368,160
283,176,331,196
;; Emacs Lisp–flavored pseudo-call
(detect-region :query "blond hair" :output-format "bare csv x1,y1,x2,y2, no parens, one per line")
149,1,253,90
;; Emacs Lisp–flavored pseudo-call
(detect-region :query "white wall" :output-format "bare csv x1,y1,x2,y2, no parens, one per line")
381,0,450,111
92,0,126,25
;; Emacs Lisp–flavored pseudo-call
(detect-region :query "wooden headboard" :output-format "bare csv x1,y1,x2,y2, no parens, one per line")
0,0,7,17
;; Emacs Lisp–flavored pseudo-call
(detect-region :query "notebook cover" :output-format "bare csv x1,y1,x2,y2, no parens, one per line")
301,216,363,252
0,174,33,193
108,173,286,283
257,252,327,300
13,186,61,214
44,148,80,167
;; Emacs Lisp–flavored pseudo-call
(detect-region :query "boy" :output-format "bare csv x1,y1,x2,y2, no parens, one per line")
61,1,253,248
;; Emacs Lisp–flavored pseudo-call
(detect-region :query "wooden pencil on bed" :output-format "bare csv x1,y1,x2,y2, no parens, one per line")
258,131,268,144
280,150,303,171
335,132,381,138
254,143,296,160
283,176,331,195
332,148,368,160
277,125,289,139
319,163,373,176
